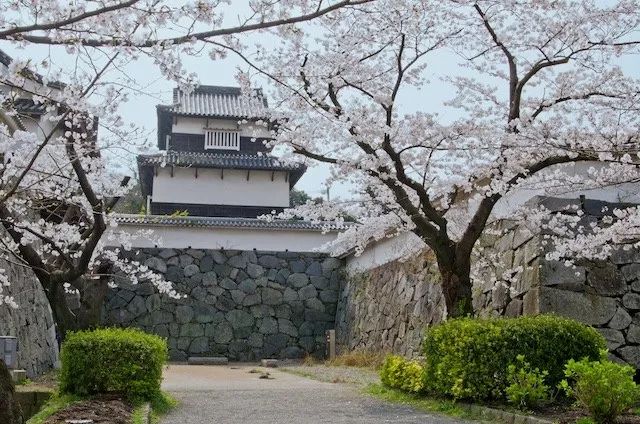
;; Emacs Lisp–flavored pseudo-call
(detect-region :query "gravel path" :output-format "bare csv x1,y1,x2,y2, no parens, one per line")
159,364,472,424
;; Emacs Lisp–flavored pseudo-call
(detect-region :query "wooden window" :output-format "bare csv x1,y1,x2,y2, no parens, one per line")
204,129,240,151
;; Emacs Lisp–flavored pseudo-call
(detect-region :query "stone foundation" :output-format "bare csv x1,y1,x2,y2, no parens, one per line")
336,198,640,368
0,255,58,377
104,248,342,361
335,251,443,357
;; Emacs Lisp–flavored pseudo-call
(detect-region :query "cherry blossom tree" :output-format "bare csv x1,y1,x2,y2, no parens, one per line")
0,0,370,335
240,0,640,316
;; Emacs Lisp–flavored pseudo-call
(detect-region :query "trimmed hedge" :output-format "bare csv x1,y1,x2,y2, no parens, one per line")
60,328,168,401
380,355,426,393
422,315,606,400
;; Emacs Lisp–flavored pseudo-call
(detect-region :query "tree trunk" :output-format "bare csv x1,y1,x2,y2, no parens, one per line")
436,254,474,318
0,359,23,424
44,276,109,340
75,275,109,331
45,282,78,341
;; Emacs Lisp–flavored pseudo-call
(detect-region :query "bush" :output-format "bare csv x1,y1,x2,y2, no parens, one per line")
505,355,549,410
560,355,639,424
380,355,426,394
422,315,606,400
60,327,168,401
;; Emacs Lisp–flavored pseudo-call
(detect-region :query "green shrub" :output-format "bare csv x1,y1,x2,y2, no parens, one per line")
560,354,639,424
422,314,606,400
505,355,549,410
59,327,168,401
380,355,426,393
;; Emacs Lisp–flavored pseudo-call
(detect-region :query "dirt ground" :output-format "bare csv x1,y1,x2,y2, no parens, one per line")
44,395,132,424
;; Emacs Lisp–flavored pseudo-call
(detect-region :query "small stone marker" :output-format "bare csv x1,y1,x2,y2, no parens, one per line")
261,359,278,368
65,420,94,424
188,356,228,365
10,369,26,385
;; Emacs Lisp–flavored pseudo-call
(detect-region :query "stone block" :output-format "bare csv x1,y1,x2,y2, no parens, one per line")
617,345,640,368
10,369,26,384
188,356,228,365
598,328,625,350
322,258,342,274
287,273,309,288
238,279,257,294
180,323,204,337
247,263,264,278
179,254,195,267
623,293,640,310
226,310,254,329
627,324,640,344
175,305,194,324
261,287,283,305
144,257,167,273
539,288,617,326
189,337,210,354
586,263,626,296
504,299,523,317
231,290,246,304
213,322,233,344
278,319,298,337
608,307,632,330
228,254,248,269
258,255,281,268
540,261,585,286
256,358,279,369
298,284,318,300
259,317,279,334
306,262,323,277
183,264,200,277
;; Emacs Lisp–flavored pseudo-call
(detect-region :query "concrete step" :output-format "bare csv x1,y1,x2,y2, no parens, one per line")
187,356,228,365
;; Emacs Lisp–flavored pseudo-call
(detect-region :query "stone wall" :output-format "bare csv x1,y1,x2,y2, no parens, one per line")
0,256,58,377
336,197,640,369
474,198,640,368
335,251,444,357
104,248,342,361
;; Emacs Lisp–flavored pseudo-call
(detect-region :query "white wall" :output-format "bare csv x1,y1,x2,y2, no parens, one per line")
108,223,339,252
152,167,290,207
173,116,271,138
345,232,426,274
492,161,640,217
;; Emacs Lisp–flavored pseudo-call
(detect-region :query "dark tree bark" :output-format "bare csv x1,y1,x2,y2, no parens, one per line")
434,249,474,318
0,359,23,424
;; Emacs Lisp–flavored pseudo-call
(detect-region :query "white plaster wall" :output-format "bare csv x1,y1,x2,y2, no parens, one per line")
345,232,426,274
173,116,271,138
493,161,640,217
107,223,339,252
152,167,290,207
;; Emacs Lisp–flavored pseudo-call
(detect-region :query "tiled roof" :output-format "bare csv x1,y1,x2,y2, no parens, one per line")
0,49,65,89
166,85,269,119
11,98,48,115
138,151,305,173
114,214,346,232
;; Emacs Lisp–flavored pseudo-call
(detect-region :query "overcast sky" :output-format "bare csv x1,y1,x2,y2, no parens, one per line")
2,2,638,201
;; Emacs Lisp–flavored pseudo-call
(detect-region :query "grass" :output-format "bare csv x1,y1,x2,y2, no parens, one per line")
302,350,386,370
364,383,483,421
326,350,386,369
26,393,81,424
147,391,178,423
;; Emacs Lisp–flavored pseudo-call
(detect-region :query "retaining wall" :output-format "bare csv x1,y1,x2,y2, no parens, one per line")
104,248,342,361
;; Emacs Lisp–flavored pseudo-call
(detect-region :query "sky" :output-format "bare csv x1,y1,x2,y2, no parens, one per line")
2,1,639,201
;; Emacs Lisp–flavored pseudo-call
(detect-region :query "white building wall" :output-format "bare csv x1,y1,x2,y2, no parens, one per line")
152,167,290,207
108,223,338,252
344,232,425,274
492,161,640,217
172,116,271,138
